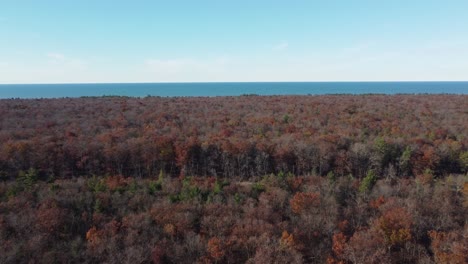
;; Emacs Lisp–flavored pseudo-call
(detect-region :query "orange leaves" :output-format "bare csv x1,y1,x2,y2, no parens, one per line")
105,175,129,191
415,170,434,185
464,182,468,208
389,228,411,246
375,207,412,247
320,134,341,144
279,230,305,253
151,203,196,238
429,230,468,264
279,230,295,249
207,237,225,261
290,192,320,214
326,232,348,264
1,95,468,263
85,220,121,251
2,95,467,181
411,145,440,176
36,199,66,234
105,219,121,235
341,228,387,263
331,232,347,257
286,177,303,192
163,223,176,237
369,196,386,209
219,128,233,138
85,226,101,248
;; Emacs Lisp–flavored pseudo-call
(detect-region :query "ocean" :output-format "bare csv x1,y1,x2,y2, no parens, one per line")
0,82,467,99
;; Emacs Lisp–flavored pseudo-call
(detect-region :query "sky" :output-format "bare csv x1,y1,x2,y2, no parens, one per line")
1,0,468,83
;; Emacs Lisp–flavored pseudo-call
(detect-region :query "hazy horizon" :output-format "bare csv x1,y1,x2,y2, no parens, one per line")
2,80,468,85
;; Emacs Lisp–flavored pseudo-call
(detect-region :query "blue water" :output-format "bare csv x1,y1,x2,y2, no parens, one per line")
0,82,467,98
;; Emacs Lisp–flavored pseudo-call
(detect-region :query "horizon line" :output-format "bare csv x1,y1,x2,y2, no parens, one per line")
1,80,468,85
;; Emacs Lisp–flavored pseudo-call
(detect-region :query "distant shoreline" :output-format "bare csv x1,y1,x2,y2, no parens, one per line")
0,94,467,102
0,81,467,99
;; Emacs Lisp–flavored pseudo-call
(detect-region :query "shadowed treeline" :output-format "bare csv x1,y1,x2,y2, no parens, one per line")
0,95,467,180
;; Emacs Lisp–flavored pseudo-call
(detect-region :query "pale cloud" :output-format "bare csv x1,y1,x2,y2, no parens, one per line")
145,57,231,81
340,42,375,54
46,52,87,69
146,59,202,74
47,52,66,61
140,45,468,82
0,53,89,83
2,39,467,83
272,41,288,51
419,40,465,52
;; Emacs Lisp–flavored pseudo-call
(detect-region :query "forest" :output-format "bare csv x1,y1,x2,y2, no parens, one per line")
0,94,467,263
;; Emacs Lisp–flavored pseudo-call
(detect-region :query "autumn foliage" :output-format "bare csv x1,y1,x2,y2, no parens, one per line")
0,95,467,263
290,192,320,214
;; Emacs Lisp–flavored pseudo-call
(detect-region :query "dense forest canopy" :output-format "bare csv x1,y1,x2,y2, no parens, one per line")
0,95,467,263
0,95,467,179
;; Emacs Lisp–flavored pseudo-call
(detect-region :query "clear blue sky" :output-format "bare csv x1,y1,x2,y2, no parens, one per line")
1,0,467,83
